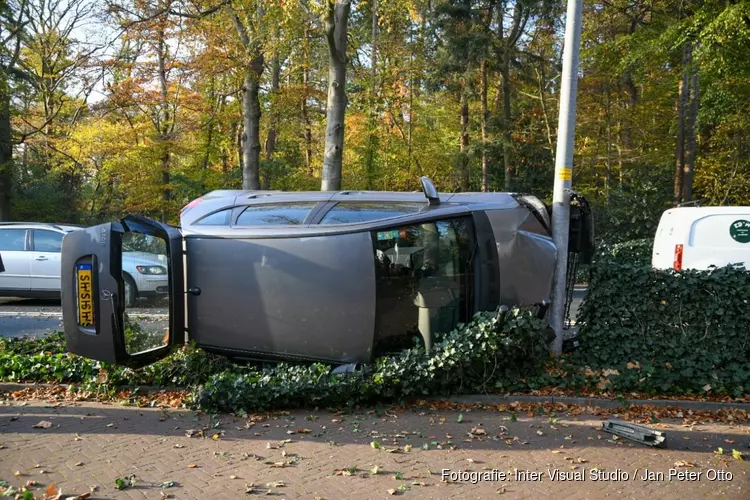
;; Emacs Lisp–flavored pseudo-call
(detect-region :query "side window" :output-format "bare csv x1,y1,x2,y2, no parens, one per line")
372,217,475,354
235,203,316,226
320,202,424,225
195,208,232,225
33,230,64,252
0,229,27,251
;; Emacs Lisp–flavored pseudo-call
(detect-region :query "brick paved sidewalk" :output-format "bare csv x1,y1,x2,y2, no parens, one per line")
0,400,748,499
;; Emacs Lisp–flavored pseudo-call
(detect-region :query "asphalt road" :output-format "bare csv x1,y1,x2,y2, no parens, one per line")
0,297,168,338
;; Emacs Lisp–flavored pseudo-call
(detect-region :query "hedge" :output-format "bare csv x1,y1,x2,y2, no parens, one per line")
574,256,750,397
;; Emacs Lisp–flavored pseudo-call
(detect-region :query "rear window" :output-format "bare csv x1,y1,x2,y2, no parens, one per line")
195,209,232,225
33,229,64,252
0,229,26,251
235,203,316,226
320,202,423,225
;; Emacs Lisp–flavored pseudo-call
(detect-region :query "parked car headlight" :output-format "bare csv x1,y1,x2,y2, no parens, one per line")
136,265,166,275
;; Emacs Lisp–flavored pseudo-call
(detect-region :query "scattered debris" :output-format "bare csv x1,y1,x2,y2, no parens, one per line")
601,419,666,447
114,475,137,490
33,420,53,429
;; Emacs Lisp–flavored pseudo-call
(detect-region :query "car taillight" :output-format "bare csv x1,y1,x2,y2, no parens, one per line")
180,198,202,215
673,244,683,270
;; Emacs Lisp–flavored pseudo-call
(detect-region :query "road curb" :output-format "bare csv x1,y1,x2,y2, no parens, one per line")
1,382,748,412
442,394,750,412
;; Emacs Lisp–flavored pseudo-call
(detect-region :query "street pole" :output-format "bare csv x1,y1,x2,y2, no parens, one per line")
551,0,583,356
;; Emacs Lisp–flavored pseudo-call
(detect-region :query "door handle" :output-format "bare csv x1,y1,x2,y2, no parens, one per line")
35,256,48,261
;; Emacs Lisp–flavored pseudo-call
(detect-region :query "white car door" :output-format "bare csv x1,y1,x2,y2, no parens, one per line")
30,229,65,291
0,228,31,291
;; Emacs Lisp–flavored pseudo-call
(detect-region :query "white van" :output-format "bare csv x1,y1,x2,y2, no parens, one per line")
652,207,750,270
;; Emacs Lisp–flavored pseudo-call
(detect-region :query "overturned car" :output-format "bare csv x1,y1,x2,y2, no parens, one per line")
62,177,593,367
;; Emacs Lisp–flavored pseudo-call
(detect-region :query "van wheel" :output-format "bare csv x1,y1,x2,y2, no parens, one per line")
123,274,137,308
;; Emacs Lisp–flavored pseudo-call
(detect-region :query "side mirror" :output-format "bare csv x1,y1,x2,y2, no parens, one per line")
420,176,440,206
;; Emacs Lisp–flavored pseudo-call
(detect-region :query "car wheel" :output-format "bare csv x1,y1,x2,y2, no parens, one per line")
123,273,137,308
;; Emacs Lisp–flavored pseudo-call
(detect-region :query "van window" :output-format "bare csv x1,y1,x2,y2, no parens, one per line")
235,203,316,226
33,230,64,252
372,217,475,354
320,202,423,225
0,229,27,251
195,209,232,225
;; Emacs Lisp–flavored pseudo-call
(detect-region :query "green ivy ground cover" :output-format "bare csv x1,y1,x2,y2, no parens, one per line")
1,238,748,411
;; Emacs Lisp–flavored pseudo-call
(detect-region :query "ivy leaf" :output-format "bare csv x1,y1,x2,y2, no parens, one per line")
457,414,463,423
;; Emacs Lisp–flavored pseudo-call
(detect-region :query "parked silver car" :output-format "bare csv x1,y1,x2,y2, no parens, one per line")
61,178,593,367
0,222,168,306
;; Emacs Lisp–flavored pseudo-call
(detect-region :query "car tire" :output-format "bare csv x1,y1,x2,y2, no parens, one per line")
123,273,137,308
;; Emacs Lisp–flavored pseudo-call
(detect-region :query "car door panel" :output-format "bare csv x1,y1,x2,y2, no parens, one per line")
62,216,184,367
0,229,31,290
186,231,377,363
30,230,65,290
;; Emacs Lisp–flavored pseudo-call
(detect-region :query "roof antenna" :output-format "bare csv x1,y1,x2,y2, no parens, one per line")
420,176,440,206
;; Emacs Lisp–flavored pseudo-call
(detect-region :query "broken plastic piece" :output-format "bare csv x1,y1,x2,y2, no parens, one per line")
601,419,666,447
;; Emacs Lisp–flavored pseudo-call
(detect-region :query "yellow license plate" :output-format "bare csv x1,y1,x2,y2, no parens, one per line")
76,264,94,327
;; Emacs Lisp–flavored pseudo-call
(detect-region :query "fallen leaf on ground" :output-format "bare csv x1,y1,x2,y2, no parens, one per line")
370,465,380,475
160,481,176,488
14,471,22,477
371,440,381,449
266,481,285,488
296,429,312,434
24,480,39,487
106,423,114,428
403,444,412,452
387,489,397,496
732,450,744,461
174,444,184,448
576,458,588,463
536,430,545,436
74,461,84,466
457,414,463,423
469,427,486,436
33,421,52,429
674,460,696,468
230,475,238,480
68,493,91,500
187,464,199,469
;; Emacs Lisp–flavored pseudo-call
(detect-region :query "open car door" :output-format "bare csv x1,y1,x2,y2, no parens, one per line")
62,215,184,367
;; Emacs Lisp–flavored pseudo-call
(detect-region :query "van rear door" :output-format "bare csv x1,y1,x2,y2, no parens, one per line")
61,215,184,367
687,212,750,270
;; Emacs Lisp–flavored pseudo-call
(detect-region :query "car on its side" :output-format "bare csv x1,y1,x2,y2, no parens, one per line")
61,177,595,368
0,222,168,306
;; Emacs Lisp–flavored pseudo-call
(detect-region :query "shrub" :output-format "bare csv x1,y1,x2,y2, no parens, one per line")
195,309,552,412
575,262,750,397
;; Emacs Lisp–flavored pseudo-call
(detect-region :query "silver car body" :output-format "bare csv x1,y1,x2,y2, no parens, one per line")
61,180,562,367
0,223,168,299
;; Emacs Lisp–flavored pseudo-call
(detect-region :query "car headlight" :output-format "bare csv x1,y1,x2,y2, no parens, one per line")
136,265,166,275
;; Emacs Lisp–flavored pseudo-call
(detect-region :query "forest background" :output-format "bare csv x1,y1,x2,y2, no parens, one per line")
1,0,748,244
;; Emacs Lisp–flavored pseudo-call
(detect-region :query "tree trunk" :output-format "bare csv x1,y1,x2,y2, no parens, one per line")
364,0,378,189
501,59,512,191
459,81,470,191
263,50,281,190
0,83,12,221
321,1,351,191
242,59,263,190
480,59,489,192
682,64,699,202
674,44,690,204
157,29,171,223
265,52,280,162
301,29,313,176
